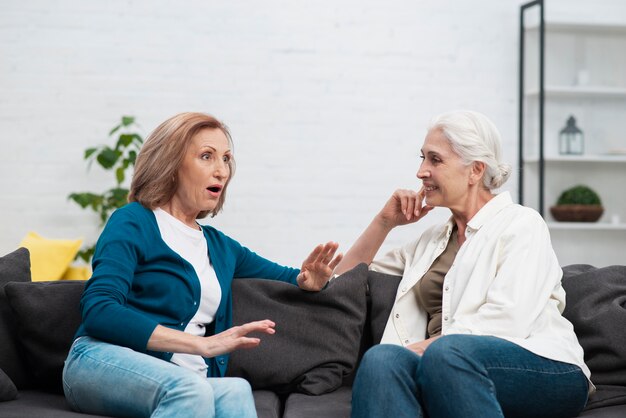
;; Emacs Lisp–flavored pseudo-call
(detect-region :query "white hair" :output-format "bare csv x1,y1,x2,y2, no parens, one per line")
429,110,511,190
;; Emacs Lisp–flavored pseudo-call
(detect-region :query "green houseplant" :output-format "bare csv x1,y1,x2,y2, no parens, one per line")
550,184,604,222
69,116,143,262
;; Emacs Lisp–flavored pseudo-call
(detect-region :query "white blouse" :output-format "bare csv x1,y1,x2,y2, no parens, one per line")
371,192,591,381
153,208,222,376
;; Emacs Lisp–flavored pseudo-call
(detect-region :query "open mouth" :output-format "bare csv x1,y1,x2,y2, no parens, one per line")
207,185,223,196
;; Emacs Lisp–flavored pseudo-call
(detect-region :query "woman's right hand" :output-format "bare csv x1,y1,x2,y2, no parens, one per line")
148,320,276,358
376,188,434,229
332,187,434,276
200,319,276,357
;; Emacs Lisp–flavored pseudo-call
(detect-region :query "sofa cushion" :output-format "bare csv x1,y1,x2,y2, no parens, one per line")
578,403,626,417
0,390,111,417
283,386,351,418
227,264,369,395
0,368,17,402
367,270,402,345
562,264,626,411
5,280,85,393
0,247,32,390
253,390,283,418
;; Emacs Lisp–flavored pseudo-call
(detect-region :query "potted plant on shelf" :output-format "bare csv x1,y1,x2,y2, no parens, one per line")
550,185,604,222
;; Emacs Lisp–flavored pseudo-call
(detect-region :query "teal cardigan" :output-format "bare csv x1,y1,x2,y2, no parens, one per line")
75,202,299,377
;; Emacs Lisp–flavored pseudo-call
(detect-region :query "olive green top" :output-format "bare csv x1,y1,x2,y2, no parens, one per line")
413,227,459,338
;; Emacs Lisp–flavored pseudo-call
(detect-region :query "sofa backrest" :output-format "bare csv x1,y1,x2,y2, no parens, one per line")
4,280,86,393
0,259,404,398
0,248,34,389
562,264,626,411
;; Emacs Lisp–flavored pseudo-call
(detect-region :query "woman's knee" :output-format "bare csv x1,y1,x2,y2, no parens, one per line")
360,344,408,371
158,371,216,410
209,377,257,418
421,335,492,383
217,377,253,399
356,344,421,383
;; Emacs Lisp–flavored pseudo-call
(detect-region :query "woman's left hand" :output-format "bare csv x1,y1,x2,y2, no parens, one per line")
297,242,343,291
406,336,441,356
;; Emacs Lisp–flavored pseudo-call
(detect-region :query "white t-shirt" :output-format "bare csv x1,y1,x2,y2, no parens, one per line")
153,208,222,376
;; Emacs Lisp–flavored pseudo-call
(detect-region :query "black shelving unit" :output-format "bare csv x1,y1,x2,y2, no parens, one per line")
518,0,545,216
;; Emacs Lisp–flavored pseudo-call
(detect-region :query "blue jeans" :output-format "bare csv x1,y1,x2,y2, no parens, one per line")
352,335,588,418
62,337,257,418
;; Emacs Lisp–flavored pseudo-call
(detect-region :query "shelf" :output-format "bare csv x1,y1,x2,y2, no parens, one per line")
525,22,626,34
548,222,626,231
523,154,626,163
525,86,626,98
519,3,626,266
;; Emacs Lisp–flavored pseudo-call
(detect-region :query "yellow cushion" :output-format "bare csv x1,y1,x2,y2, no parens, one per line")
18,232,83,282
61,265,91,281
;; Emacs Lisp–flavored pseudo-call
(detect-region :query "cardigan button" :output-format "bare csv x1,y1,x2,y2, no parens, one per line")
219,359,225,365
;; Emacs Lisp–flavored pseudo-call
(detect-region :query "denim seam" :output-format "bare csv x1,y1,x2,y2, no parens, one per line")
485,366,583,376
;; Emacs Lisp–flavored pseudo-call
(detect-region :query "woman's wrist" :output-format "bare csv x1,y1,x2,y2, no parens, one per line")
372,213,396,233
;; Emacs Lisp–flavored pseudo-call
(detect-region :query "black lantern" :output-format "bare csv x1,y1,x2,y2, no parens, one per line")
559,115,584,155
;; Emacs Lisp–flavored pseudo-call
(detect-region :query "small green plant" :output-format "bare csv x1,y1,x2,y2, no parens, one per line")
556,185,602,206
69,116,143,262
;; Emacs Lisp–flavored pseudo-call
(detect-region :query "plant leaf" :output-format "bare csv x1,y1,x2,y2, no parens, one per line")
75,246,96,263
116,134,134,149
109,124,122,136
68,192,103,210
128,150,137,165
115,166,125,184
131,133,144,145
96,148,121,169
122,116,135,126
84,148,98,160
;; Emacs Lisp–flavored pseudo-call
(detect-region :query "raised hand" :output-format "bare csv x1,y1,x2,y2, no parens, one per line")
297,241,343,291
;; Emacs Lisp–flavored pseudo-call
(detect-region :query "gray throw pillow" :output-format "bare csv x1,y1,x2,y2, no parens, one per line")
0,247,32,392
226,263,369,395
0,368,17,402
562,264,626,410
5,280,85,394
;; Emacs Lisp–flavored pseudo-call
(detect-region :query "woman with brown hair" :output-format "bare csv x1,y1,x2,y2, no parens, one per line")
62,112,342,418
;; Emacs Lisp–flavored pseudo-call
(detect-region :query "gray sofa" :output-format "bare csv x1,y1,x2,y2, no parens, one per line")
1,247,626,417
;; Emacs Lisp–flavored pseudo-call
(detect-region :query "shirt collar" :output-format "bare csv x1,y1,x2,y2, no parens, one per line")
466,191,514,231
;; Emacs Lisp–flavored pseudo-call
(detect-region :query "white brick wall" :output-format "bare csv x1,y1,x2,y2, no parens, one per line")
1,0,624,267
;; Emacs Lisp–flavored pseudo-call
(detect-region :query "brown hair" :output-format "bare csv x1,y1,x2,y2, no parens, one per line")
128,112,236,218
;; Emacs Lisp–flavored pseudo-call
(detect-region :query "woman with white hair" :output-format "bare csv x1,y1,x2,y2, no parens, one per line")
335,110,591,417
